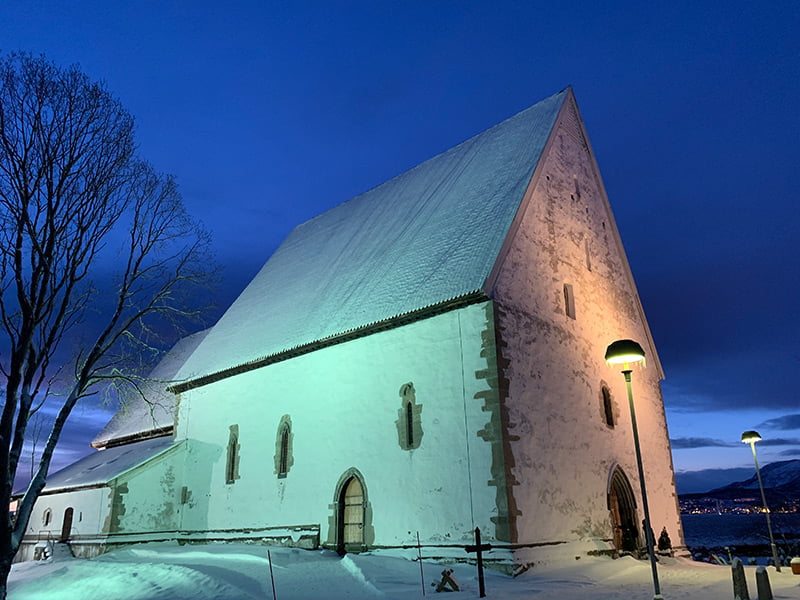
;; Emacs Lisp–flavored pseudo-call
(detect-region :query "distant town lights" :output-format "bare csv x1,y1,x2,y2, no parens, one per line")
604,339,647,367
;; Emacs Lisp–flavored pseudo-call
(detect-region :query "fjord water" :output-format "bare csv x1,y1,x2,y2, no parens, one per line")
682,513,800,549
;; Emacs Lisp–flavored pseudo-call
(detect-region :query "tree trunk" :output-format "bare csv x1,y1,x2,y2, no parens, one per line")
0,554,12,600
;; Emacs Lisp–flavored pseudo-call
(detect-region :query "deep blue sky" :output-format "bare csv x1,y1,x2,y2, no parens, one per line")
2,1,798,492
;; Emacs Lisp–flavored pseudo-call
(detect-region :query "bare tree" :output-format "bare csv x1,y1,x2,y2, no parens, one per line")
0,53,213,597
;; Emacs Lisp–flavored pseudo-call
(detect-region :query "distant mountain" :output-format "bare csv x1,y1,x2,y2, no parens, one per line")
679,460,800,510
709,459,800,495
674,467,753,495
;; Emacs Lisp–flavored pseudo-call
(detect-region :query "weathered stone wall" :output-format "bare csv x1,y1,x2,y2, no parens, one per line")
489,96,683,560
107,443,186,535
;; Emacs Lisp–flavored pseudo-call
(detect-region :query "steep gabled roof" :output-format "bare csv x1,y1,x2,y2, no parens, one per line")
176,89,568,382
92,329,210,447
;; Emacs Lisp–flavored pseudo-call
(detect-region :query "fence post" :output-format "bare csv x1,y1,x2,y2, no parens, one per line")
731,557,750,600
755,566,773,600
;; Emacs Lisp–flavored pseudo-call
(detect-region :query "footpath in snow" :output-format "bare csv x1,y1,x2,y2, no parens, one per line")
8,542,800,599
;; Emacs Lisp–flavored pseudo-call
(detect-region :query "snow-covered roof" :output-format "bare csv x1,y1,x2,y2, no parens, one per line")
176,89,567,381
43,436,178,492
92,329,210,447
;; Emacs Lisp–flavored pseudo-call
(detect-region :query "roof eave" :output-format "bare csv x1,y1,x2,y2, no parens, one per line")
170,290,490,394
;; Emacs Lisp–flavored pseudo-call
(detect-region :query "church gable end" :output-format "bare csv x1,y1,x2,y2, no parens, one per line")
486,90,680,552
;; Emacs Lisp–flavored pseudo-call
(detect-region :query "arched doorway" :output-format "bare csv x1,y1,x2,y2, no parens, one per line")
60,507,74,543
330,468,373,554
338,476,364,552
608,467,638,553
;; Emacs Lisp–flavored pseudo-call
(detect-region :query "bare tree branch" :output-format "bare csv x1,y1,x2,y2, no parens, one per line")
0,53,215,597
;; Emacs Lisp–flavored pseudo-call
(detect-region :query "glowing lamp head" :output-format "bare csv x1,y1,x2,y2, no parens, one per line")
605,339,646,366
741,430,762,444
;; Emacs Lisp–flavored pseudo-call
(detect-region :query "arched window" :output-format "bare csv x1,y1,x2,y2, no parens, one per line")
225,424,239,484
396,383,422,450
42,508,52,527
275,415,293,478
601,386,615,427
279,423,290,476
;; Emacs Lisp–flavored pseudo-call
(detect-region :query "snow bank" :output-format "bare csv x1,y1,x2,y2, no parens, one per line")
9,541,800,599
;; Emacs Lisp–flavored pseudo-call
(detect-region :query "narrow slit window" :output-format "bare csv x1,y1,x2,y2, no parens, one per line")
602,386,615,427
406,401,414,448
225,425,239,484
275,415,293,478
279,424,290,476
397,382,423,450
564,283,576,319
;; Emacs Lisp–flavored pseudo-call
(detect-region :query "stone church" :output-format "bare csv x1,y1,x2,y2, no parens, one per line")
17,88,684,567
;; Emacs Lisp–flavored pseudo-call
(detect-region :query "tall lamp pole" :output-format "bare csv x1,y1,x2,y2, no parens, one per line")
741,430,781,571
605,339,662,600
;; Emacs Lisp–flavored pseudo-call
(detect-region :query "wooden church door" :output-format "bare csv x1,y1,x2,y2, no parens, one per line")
60,507,74,543
340,477,364,548
609,469,638,553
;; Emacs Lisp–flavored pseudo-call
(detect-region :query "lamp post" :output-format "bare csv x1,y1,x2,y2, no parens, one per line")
741,430,781,571
605,339,662,600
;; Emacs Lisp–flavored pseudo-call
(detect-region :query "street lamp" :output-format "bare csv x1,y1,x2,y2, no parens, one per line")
741,430,781,571
606,339,662,600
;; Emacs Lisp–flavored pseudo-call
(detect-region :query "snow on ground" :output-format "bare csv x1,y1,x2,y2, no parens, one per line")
8,542,800,600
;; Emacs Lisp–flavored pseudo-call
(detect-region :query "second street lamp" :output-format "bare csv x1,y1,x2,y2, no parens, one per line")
605,339,662,600
741,430,781,571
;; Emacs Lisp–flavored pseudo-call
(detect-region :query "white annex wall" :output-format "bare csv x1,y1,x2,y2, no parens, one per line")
175,302,503,548
490,96,683,558
19,487,110,560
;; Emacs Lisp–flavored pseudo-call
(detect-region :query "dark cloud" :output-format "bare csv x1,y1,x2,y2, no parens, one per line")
778,448,800,457
670,437,736,449
756,437,800,447
758,414,800,431
658,351,800,413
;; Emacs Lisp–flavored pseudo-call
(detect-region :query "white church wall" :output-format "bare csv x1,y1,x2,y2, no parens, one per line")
490,99,683,560
175,302,506,549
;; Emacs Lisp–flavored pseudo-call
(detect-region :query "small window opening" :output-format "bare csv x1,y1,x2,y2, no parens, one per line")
275,415,294,477
279,424,290,476
225,425,239,484
585,239,592,271
406,401,414,448
397,382,423,450
43,508,52,527
564,283,576,319
602,386,615,427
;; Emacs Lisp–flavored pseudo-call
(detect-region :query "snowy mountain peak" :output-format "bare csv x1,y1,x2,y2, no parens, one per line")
712,459,800,493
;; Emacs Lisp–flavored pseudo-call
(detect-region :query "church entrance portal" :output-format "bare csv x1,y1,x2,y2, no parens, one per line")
339,476,364,551
608,467,639,553
331,468,373,554
59,507,74,543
